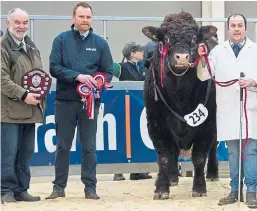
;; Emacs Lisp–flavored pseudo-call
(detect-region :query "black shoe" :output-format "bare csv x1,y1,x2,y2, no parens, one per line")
45,190,65,200
113,174,125,181
246,192,257,209
130,173,152,180
142,173,153,180
2,192,16,203
15,191,40,202
85,191,100,200
218,191,244,206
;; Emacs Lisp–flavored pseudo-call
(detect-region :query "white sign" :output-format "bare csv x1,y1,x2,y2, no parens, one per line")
184,104,208,127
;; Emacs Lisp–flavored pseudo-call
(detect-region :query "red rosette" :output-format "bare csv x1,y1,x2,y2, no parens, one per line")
93,72,107,91
105,82,113,88
76,83,91,98
76,83,96,119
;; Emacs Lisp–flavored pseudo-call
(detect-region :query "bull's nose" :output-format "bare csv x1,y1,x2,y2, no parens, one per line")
174,53,190,62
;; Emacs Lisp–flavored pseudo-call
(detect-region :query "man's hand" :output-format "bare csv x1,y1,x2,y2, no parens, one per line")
238,78,257,88
198,43,208,65
76,74,98,89
198,43,208,57
24,93,41,105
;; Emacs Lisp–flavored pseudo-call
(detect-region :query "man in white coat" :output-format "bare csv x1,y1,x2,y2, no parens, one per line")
198,13,257,209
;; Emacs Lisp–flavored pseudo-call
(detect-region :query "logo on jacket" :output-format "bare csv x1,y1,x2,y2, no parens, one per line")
86,48,96,51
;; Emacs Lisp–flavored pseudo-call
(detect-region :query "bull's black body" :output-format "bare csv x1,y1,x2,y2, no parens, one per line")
143,12,219,199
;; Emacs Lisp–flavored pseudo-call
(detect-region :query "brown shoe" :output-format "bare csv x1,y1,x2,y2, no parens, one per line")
45,190,65,200
218,191,244,206
246,192,257,209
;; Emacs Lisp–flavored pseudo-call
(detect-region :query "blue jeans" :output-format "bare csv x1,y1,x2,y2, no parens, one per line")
53,100,99,194
1,123,35,195
227,139,257,193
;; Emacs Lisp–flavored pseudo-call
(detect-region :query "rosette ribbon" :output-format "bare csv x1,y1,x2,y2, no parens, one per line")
76,72,113,119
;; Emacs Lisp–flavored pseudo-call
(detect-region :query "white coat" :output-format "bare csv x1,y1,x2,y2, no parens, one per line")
197,37,257,141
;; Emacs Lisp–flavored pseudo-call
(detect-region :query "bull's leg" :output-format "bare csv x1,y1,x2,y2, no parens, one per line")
206,140,219,181
147,121,171,200
169,146,180,186
191,142,209,197
154,152,171,200
144,78,172,200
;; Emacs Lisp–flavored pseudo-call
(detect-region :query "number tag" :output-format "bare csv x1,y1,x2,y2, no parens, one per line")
184,104,208,127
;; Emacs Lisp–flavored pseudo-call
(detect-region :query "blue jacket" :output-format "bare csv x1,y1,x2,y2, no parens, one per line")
50,25,113,100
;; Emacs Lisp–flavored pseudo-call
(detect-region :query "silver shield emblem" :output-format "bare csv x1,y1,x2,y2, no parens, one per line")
32,75,41,87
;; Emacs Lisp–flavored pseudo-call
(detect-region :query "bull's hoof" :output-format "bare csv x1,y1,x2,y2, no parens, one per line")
170,177,179,186
206,177,219,182
192,191,207,197
170,181,179,186
153,192,170,200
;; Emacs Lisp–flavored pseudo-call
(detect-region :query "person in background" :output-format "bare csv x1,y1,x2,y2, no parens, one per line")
113,42,152,181
141,40,155,69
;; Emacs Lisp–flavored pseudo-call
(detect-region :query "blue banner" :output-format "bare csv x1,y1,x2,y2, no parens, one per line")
30,83,228,166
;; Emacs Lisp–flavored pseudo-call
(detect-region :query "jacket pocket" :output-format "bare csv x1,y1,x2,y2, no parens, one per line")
7,99,33,120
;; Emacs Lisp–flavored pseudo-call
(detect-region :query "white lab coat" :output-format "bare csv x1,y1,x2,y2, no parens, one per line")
198,38,257,141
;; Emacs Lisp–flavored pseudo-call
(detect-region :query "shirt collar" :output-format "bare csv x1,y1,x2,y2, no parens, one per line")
128,60,137,65
9,32,26,51
10,33,25,45
74,26,89,39
128,60,140,71
229,37,246,48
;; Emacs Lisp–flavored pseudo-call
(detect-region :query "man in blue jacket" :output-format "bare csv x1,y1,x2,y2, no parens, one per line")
46,2,113,200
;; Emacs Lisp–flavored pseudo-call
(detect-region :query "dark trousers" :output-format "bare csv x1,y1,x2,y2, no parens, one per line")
53,100,99,194
1,123,35,195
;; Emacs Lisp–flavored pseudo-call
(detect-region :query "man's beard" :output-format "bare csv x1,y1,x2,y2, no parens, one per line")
9,26,27,40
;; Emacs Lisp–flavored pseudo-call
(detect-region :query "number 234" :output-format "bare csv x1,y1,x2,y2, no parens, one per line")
189,109,205,125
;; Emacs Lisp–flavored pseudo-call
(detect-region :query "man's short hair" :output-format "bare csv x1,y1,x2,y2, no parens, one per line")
8,8,28,20
227,13,247,30
73,2,92,15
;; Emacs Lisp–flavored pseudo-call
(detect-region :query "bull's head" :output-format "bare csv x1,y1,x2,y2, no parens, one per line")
142,12,218,76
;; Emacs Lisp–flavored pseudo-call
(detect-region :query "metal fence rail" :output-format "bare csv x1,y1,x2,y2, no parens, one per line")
1,15,257,42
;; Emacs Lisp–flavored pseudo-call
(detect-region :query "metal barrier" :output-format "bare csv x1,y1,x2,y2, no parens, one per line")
1,15,257,42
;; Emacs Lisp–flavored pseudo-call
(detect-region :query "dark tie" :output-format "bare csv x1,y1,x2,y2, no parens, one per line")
19,42,24,49
19,42,26,52
232,44,240,57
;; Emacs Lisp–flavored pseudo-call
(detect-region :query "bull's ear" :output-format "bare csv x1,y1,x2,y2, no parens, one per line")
142,26,166,42
142,26,159,41
208,25,218,33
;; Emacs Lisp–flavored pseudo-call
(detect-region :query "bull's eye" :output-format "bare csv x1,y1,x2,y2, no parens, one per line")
191,36,197,44
164,36,170,44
